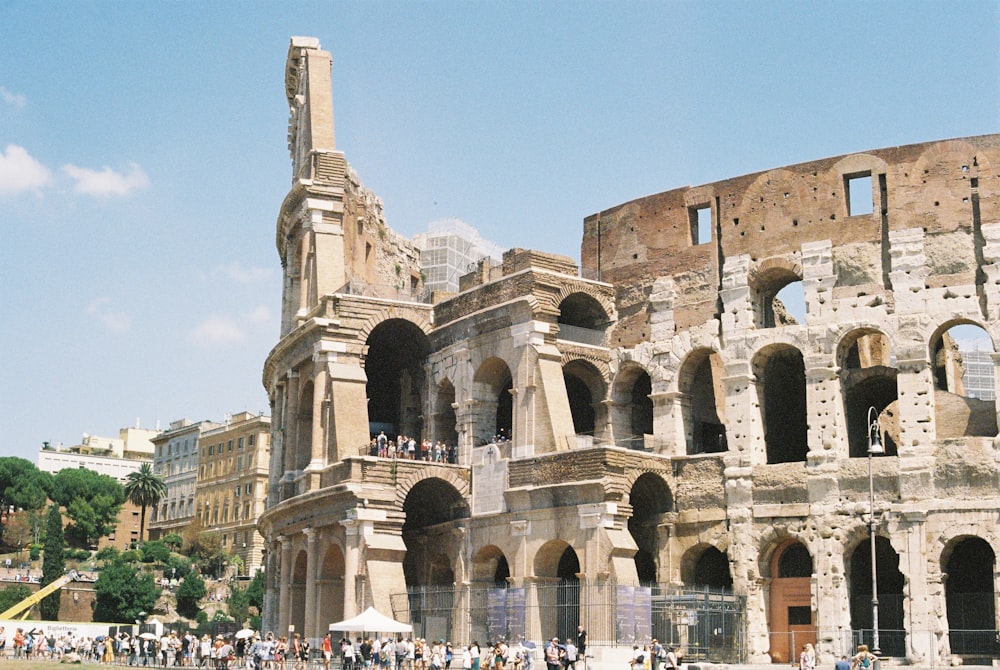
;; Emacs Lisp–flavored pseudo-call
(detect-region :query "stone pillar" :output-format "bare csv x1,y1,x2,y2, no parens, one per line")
800,240,836,322
648,391,676,455
307,359,329,491
894,353,936,501
342,519,362,620
278,535,292,633
262,539,280,633
303,527,318,640
893,511,932,664
723,364,760,467
284,371,301,474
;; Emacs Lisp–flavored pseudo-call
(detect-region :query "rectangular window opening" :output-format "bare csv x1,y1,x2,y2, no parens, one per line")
689,205,712,245
846,173,873,216
788,606,812,626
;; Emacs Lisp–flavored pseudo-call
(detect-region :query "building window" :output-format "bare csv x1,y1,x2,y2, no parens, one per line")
209,445,214,456
238,437,244,449
689,204,712,245
248,434,255,446
845,172,873,216
245,483,253,495
227,440,233,452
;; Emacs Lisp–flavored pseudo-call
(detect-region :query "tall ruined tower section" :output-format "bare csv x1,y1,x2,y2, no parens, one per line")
278,37,347,336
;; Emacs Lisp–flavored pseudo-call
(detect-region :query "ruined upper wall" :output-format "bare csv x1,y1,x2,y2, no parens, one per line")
581,135,1000,346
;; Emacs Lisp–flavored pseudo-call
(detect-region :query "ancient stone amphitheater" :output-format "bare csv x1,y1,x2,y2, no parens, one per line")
259,37,999,666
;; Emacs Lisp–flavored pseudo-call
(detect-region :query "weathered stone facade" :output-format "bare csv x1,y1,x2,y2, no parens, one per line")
260,37,1000,666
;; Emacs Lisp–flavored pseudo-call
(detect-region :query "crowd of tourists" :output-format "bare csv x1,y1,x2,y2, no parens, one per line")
368,433,458,464
331,636,542,670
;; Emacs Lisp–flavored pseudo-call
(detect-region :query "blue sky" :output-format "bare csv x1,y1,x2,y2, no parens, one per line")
1,2,998,463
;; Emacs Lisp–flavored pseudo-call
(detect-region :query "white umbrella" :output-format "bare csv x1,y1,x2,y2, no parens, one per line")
234,629,256,640
138,633,158,641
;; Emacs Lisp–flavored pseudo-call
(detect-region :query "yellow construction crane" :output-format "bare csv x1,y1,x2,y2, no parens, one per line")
0,570,79,620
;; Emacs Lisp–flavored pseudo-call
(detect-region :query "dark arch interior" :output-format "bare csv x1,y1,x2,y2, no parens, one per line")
365,319,431,440
565,371,596,434
629,474,673,584
849,536,905,655
693,547,733,590
945,537,996,652
846,376,899,457
762,348,808,464
402,478,469,532
558,293,608,329
778,543,813,578
630,371,653,438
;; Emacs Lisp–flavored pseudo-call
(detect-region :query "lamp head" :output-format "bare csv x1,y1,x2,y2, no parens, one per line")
868,424,884,455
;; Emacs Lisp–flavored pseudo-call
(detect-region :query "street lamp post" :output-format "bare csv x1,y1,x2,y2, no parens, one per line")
867,407,884,655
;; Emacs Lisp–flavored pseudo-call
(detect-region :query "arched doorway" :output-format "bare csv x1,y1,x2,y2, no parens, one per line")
290,549,308,635
535,541,581,641
628,473,673,583
563,359,606,440
754,345,808,463
364,319,431,441
767,542,814,663
944,537,997,657
678,349,727,454
849,536,905,656
473,358,513,444
317,544,345,634
610,365,653,450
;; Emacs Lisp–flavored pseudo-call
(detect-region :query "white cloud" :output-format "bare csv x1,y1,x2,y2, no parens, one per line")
62,162,149,197
0,86,26,109
86,298,131,333
0,144,52,196
218,261,271,283
245,305,271,324
189,315,245,346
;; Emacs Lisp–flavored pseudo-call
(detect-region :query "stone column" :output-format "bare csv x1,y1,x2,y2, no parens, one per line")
894,353,936,501
303,527,318,640
278,535,292,633
307,360,329,490
342,519,362,620
262,539,280,633
648,391,677,455
284,371,301,474
723,364,760,467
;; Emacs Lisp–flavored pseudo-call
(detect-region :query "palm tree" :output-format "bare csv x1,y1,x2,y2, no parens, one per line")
124,463,167,545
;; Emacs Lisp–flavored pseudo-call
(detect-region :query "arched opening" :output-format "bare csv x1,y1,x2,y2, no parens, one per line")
364,319,431,441
472,545,511,586
473,358,513,445
429,553,455,585
692,547,733,590
402,477,469,587
840,330,899,457
930,323,997,439
754,345,808,463
434,378,459,451
535,541,581,641
944,537,997,656
295,380,314,470
563,359,605,439
290,549,308,636
628,473,673,584
679,349,727,455
752,265,805,328
557,292,609,345
610,365,653,450
767,541,815,663
317,544,345,634
470,546,512,645
849,536,906,656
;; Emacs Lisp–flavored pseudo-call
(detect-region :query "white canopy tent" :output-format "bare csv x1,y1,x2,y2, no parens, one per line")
328,607,413,633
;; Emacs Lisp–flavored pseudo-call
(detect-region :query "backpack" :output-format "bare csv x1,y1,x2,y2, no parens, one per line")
861,657,870,669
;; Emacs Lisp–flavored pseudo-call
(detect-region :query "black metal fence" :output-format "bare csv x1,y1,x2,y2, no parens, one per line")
389,583,746,662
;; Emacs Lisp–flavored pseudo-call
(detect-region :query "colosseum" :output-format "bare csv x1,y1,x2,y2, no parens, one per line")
258,37,1000,666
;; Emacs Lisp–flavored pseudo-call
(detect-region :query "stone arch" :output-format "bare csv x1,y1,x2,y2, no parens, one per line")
764,538,816,663
680,543,733,590
753,343,808,464
472,356,514,445
928,319,998,440
401,477,469,588
627,472,673,583
290,548,308,635
554,284,616,326
317,541,345,633
563,358,607,438
294,378,314,471
364,318,432,441
748,256,805,328
472,545,511,585
357,306,434,343
395,468,470,509
677,347,727,454
941,535,997,656
534,540,582,641
610,361,653,450
845,529,906,657
432,377,459,450
838,327,900,457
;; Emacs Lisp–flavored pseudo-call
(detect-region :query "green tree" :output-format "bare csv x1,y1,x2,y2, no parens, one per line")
175,571,206,619
0,583,32,614
0,457,52,513
123,463,166,544
93,556,159,623
40,504,65,620
162,532,184,551
227,571,264,627
49,469,125,548
140,540,171,564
